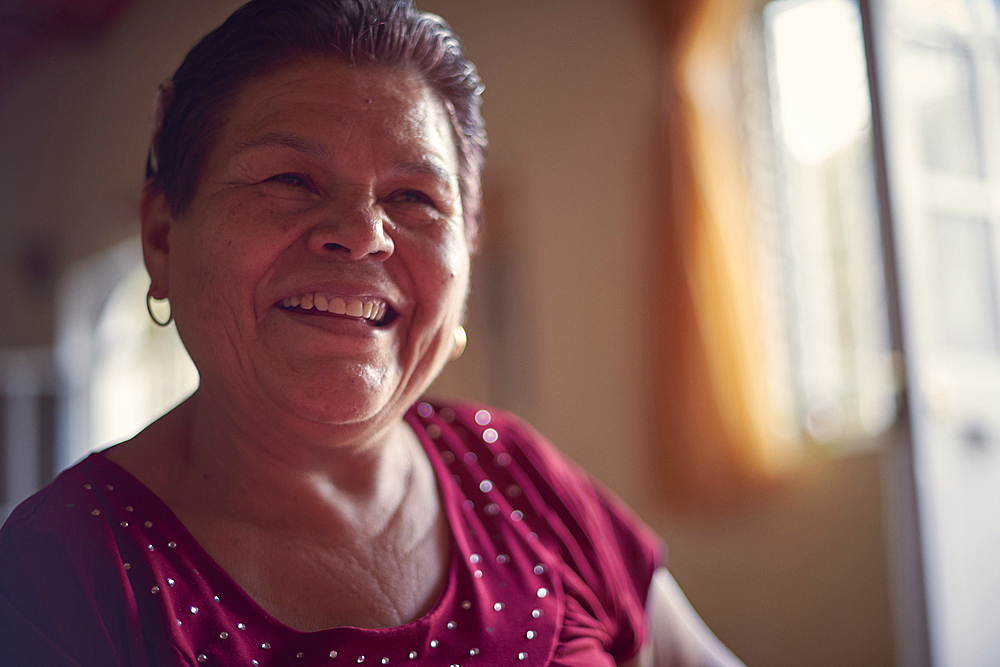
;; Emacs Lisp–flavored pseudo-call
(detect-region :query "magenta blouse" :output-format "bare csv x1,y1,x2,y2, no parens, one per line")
1,400,662,666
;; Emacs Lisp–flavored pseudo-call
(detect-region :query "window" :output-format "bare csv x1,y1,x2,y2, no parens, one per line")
746,0,896,448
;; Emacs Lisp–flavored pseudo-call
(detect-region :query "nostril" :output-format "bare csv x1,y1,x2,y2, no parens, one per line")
323,242,349,252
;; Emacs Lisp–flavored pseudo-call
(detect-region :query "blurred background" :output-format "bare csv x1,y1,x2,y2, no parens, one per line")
1,0,999,664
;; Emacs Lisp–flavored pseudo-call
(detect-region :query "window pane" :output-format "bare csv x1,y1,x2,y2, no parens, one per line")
933,215,1000,349
760,0,896,444
902,43,984,176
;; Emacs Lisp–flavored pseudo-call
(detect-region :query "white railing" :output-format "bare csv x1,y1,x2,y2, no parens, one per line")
0,347,57,522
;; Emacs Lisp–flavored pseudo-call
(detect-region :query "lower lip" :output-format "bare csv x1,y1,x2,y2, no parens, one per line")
276,306,385,330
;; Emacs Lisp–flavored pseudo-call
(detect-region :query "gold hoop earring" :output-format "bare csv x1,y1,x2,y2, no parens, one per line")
449,325,467,361
146,289,173,327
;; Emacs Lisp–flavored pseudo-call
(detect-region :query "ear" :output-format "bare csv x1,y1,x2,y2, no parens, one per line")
141,185,173,299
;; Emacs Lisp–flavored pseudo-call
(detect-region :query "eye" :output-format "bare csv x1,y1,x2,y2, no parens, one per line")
389,189,435,206
266,173,311,188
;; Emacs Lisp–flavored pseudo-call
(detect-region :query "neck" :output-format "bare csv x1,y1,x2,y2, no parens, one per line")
117,388,425,537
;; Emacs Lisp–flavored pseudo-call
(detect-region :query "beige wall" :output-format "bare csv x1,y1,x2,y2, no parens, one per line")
0,0,895,664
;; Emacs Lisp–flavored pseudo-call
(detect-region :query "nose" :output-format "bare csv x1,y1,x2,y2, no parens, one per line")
306,200,394,261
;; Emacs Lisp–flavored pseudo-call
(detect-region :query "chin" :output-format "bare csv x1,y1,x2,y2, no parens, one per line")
265,365,405,430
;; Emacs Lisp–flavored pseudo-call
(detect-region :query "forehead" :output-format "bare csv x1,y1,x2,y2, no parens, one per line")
216,56,458,169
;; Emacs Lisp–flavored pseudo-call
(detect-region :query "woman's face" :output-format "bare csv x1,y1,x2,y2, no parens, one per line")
144,57,470,436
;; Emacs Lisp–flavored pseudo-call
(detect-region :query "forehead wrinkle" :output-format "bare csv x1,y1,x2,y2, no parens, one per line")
234,131,328,160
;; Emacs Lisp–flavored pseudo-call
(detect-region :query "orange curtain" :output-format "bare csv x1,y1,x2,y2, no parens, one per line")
651,0,778,511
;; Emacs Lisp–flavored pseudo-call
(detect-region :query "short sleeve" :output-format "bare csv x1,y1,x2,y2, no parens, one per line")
495,412,664,662
0,471,146,667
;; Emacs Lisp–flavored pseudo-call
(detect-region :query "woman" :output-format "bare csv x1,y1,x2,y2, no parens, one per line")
0,1,743,665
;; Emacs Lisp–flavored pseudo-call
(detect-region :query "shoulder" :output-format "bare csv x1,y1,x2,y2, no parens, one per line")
1,454,118,553
415,398,589,488
413,399,663,660
0,454,140,665
419,398,662,563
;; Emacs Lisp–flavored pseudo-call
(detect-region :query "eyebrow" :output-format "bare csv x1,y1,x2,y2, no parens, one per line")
233,132,328,160
393,159,455,185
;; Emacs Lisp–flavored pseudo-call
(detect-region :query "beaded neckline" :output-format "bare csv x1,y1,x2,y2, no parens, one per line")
73,401,561,665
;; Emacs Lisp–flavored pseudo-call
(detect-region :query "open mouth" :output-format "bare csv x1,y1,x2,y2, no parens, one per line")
279,292,394,326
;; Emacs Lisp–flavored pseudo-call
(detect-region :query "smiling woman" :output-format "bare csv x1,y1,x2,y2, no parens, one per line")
144,58,469,431
0,1,742,665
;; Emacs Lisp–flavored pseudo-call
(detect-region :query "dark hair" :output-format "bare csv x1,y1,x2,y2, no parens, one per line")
148,0,486,247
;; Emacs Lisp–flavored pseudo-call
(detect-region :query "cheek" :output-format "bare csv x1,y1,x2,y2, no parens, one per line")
171,204,285,314
432,236,471,315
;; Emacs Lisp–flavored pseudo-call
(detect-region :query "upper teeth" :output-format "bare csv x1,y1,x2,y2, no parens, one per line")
282,293,387,322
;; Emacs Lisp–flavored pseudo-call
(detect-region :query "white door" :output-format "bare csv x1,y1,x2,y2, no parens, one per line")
872,1,1000,664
